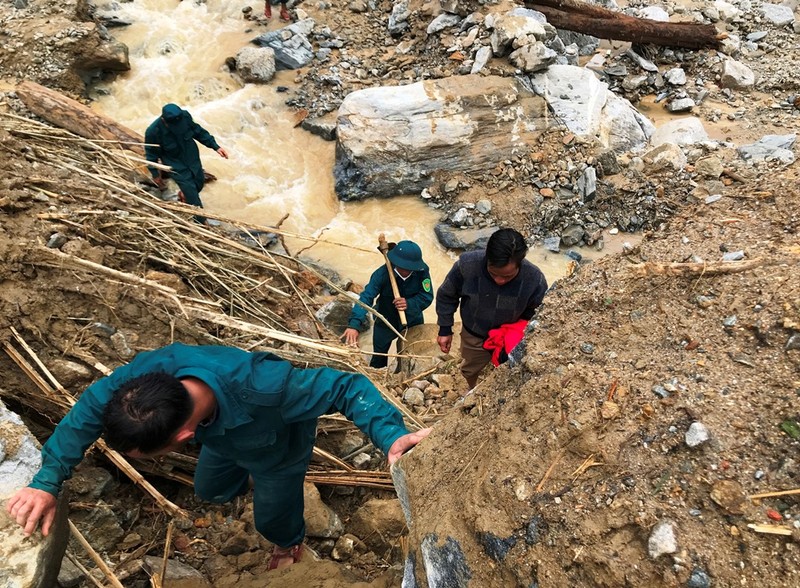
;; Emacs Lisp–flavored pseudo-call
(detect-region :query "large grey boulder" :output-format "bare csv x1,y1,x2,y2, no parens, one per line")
334,75,551,200
0,400,69,588
530,65,654,152
251,19,315,70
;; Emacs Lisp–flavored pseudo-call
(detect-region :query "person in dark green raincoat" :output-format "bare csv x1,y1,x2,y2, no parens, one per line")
6,343,431,570
145,104,229,222
343,240,433,368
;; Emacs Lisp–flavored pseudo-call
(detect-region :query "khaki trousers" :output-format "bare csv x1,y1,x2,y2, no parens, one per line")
459,329,493,389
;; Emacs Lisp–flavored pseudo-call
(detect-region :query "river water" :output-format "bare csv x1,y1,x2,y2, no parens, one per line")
91,0,626,316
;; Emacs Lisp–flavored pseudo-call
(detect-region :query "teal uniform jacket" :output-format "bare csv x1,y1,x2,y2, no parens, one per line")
348,266,433,332
144,112,219,185
30,343,409,496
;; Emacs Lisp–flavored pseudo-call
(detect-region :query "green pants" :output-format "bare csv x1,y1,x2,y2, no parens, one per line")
193,423,316,548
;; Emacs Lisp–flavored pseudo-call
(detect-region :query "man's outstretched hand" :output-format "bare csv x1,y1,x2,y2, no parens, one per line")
387,428,432,465
6,487,58,537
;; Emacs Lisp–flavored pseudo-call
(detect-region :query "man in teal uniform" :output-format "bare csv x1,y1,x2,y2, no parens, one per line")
6,343,430,569
145,104,229,222
343,241,433,368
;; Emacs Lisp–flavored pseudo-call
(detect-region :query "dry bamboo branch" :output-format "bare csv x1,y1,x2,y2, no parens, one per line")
536,450,565,492
747,523,794,536
69,520,126,588
66,552,106,588
629,258,764,277
748,488,800,500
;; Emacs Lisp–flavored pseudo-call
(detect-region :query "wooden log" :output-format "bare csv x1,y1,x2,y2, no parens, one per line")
15,81,145,154
526,0,722,49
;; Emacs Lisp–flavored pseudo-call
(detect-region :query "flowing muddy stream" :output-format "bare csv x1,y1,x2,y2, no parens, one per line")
91,0,630,319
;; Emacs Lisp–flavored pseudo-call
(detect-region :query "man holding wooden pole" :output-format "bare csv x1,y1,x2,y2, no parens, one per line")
343,238,433,368
6,343,431,570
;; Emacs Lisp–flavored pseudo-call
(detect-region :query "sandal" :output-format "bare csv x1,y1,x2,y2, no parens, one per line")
263,3,272,19
268,544,304,570
279,6,291,21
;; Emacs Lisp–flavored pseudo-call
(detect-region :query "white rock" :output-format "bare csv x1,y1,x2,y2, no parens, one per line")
685,422,710,447
720,58,755,89
761,3,795,26
639,6,670,21
650,117,709,147
648,520,678,558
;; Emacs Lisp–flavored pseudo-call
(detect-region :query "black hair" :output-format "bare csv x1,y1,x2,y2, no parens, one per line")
486,228,528,267
102,372,193,455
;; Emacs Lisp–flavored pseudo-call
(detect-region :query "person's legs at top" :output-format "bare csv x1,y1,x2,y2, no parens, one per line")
369,322,396,369
264,0,272,18
175,173,207,224
459,329,493,390
279,3,291,20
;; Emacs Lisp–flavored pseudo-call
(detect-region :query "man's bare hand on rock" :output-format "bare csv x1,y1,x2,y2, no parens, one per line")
6,487,57,537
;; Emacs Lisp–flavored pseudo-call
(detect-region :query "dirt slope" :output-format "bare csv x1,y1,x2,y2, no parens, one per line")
403,174,800,586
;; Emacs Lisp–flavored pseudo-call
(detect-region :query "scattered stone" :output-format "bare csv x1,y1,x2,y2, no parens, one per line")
525,515,548,545
685,422,710,448
664,68,686,85
404,387,425,406
46,232,68,248
687,567,712,588
427,13,461,35
543,235,560,252
235,46,276,82
720,59,755,90
475,199,492,214
471,45,492,74
737,134,796,164
694,156,724,178
648,520,678,559
388,0,411,36
304,481,345,538
760,3,795,27
646,142,687,171
710,480,747,514
143,556,212,588
560,224,585,247
667,97,695,113
650,117,709,147
477,531,517,562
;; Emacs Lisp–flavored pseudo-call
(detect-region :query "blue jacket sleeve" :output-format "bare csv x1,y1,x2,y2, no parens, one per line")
29,363,139,496
404,269,433,317
347,267,385,329
435,260,464,336
191,121,220,151
280,367,408,454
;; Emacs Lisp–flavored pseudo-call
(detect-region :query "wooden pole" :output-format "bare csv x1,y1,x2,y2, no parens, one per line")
377,233,407,326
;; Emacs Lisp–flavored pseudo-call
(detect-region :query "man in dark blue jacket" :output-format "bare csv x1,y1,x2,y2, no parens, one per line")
436,228,548,389
145,104,229,221
6,344,430,569
343,241,433,368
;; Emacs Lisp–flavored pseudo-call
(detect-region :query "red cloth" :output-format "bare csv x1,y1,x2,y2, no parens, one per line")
482,319,528,367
